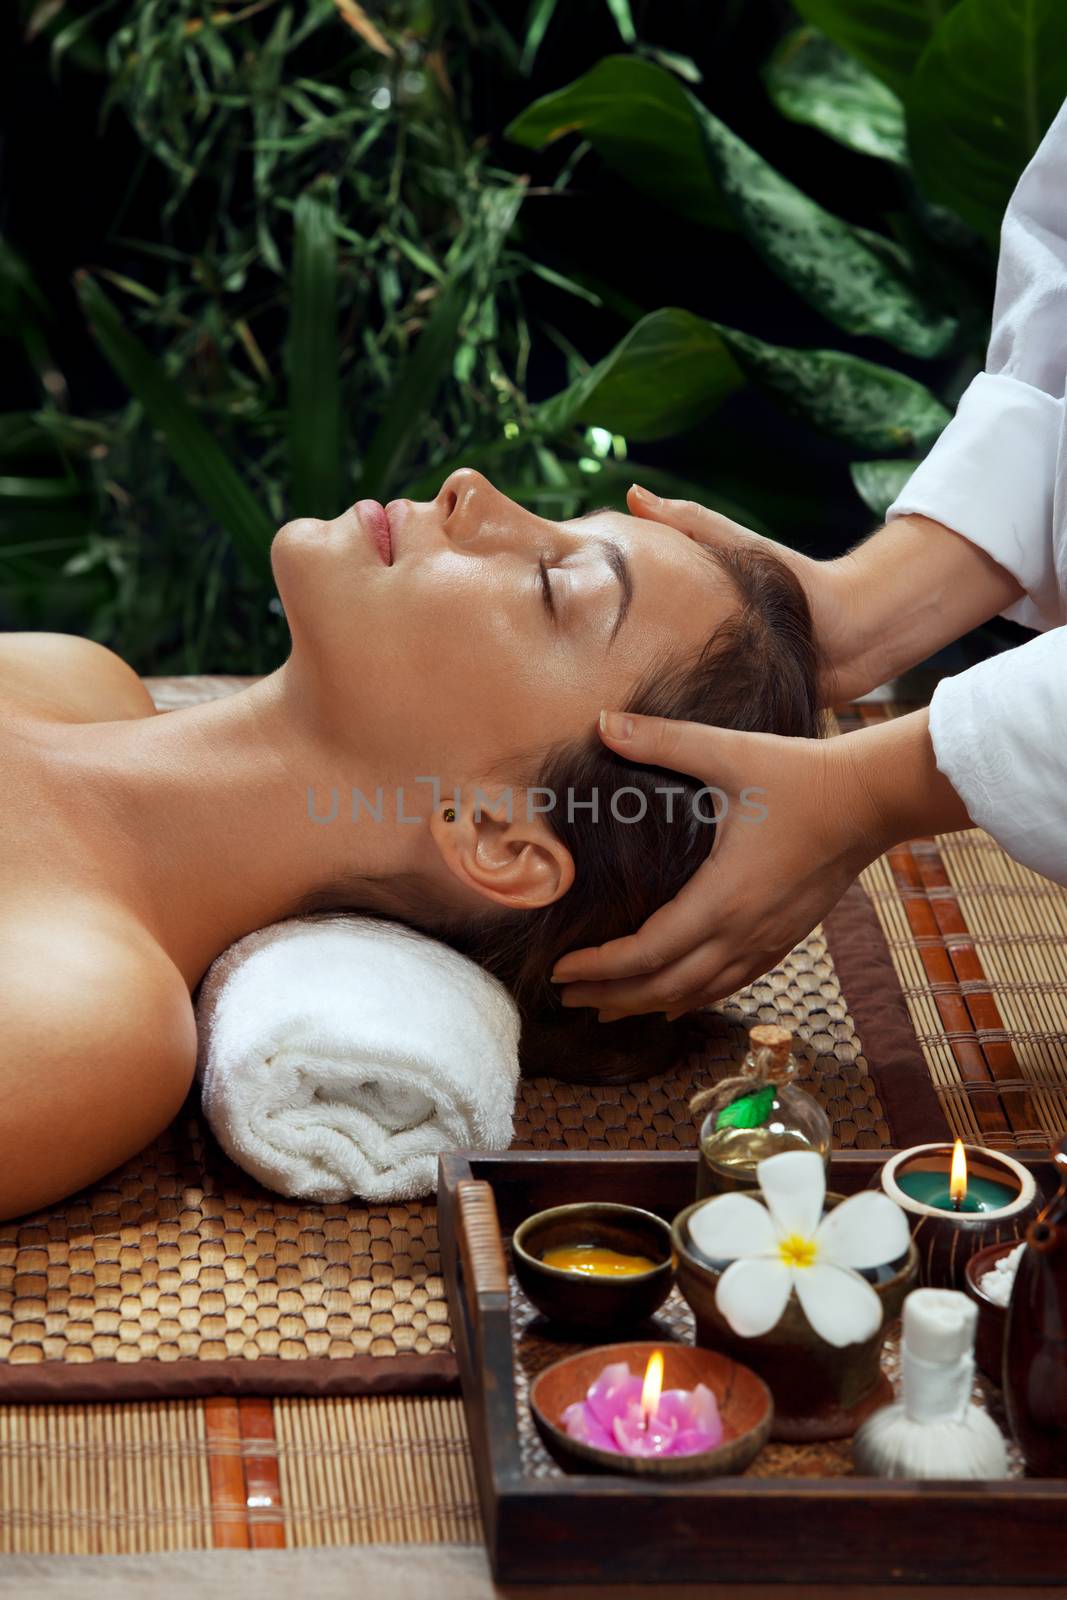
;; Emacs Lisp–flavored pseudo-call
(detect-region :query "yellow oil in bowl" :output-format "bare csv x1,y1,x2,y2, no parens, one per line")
542,1244,656,1277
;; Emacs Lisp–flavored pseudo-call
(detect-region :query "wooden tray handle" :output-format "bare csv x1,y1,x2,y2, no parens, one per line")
456,1179,509,1311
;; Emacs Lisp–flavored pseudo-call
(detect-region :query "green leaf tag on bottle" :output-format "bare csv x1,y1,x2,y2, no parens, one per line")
716,1084,776,1131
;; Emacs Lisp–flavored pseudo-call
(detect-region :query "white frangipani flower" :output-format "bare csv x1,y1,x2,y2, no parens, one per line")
687,1150,911,1349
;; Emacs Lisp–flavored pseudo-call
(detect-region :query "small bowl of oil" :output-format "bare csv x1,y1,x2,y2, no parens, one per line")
511,1202,674,1332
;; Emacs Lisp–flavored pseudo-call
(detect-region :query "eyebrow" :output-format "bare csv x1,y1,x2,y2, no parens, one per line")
601,537,633,644
570,506,633,646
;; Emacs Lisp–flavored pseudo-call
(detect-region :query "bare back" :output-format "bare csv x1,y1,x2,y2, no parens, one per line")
0,634,198,1218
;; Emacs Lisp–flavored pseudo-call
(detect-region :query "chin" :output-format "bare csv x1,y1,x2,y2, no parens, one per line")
270,513,340,605
272,514,329,556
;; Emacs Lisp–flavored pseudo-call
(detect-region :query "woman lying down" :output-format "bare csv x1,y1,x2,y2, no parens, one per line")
0,468,819,1218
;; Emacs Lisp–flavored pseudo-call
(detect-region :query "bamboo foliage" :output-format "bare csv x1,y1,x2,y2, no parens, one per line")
288,177,342,518
77,273,276,577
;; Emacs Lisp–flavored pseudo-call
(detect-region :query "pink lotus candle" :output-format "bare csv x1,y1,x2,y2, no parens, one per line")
561,1349,723,1458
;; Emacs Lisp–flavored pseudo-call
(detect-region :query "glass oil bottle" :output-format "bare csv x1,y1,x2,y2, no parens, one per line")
692,1023,832,1199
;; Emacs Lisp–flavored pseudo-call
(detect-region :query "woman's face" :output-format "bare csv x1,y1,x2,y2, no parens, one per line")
272,469,737,787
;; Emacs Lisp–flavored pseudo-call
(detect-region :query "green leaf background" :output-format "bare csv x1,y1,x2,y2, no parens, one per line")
791,0,963,95
7,0,1067,670
507,55,734,229
907,0,1067,242
764,28,909,166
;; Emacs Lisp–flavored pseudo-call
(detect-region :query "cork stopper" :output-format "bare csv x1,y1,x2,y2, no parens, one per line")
748,1024,793,1070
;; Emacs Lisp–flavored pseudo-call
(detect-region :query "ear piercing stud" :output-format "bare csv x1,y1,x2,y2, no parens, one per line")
443,807,456,823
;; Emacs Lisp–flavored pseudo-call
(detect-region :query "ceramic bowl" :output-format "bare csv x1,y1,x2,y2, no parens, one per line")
511,1203,673,1333
878,1145,1042,1290
672,1193,918,1442
530,1339,772,1479
964,1239,1022,1382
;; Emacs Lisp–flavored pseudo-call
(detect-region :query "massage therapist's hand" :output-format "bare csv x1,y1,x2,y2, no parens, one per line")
628,485,858,705
627,486,1026,706
551,706,971,1019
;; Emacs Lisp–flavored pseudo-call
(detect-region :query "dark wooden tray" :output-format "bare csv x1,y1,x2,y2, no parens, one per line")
438,1148,1064,1587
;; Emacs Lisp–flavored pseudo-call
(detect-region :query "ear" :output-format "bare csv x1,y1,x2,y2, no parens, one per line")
428,787,575,911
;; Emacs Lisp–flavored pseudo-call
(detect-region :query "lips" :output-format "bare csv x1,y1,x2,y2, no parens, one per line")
354,499,392,564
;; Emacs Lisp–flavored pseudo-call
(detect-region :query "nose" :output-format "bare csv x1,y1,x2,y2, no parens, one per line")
436,468,548,552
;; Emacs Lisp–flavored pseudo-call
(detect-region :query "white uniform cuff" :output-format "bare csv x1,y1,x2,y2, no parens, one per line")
930,626,1067,887
886,372,1066,632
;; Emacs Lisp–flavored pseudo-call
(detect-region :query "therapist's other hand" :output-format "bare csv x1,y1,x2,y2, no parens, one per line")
553,705,968,1018
628,486,1023,707
551,709,881,1019
627,485,865,705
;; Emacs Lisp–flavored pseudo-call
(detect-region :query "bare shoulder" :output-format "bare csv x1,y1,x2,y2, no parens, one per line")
0,632,157,723
0,907,197,1218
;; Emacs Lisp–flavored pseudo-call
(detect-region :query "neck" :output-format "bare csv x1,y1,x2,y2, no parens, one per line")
50,668,449,988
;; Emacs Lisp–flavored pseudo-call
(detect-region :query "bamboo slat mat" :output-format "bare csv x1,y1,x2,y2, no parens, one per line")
839,702,1067,1152
0,1395,479,1553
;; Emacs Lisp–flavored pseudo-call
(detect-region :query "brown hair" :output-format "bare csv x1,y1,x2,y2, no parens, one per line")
440,542,821,1082
293,543,821,1084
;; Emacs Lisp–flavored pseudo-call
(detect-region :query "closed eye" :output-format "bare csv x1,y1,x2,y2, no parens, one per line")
538,556,556,620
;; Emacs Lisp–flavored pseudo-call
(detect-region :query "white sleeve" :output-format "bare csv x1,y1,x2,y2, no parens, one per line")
889,98,1067,885
929,626,1067,886
886,97,1067,634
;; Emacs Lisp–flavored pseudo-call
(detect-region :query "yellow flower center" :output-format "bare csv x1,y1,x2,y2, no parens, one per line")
778,1233,818,1270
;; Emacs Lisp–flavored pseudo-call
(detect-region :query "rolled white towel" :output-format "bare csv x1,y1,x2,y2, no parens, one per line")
195,915,521,1203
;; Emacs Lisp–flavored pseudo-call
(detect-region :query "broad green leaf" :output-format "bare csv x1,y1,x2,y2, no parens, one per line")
716,326,950,453
907,0,1067,244
850,458,922,518
791,0,962,97
764,28,908,167
716,1084,776,1131
692,100,956,358
76,274,274,576
506,56,733,230
536,309,742,442
288,177,341,516
359,275,469,498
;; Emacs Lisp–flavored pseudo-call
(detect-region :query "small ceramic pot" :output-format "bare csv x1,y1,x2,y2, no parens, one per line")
530,1340,772,1479
963,1240,1020,1383
512,1202,673,1333
672,1194,918,1442
879,1145,1041,1290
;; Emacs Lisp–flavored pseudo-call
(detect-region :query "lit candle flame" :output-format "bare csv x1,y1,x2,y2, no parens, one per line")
950,1139,968,1210
640,1349,664,1426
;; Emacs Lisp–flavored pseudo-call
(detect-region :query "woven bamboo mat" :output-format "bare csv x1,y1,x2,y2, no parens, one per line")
0,916,897,1401
838,702,1067,1152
